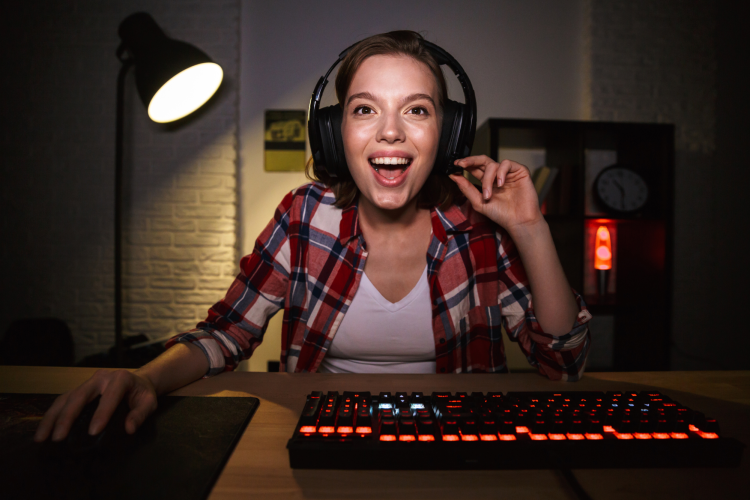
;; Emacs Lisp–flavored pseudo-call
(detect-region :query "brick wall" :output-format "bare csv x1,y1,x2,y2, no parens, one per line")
588,0,718,368
0,0,239,361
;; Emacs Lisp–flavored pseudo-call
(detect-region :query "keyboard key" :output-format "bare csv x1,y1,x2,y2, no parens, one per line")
442,420,460,439
498,421,516,435
377,392,393,409
530,420,549,435
316,393,339,433
379,418,397,440
700,418,720,434
614,419,636,434
459,419,479,439
299,393,324,429
398,417,417,441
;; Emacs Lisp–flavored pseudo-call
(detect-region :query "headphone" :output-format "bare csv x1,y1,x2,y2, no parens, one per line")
308,38,477,178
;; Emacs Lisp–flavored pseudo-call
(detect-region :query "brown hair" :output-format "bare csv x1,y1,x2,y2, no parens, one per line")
305,30,463,210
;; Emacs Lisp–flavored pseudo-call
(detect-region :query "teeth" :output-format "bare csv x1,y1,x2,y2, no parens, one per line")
370,157,410,165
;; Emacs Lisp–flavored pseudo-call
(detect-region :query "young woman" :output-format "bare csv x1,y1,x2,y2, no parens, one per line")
36,31,591,442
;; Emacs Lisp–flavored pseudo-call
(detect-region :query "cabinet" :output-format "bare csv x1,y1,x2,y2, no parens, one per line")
474,119,674,371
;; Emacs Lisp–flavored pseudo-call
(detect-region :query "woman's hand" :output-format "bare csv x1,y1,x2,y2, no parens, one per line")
34,369,158,442
449,156,543,232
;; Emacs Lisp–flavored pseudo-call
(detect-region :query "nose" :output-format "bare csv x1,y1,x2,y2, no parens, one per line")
375,109,405,144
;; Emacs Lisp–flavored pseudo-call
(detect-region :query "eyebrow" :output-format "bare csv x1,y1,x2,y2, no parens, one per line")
346,92,377,107
346,92,436,109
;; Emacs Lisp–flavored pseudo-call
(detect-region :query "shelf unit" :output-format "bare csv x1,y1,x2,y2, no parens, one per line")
474,119,674,371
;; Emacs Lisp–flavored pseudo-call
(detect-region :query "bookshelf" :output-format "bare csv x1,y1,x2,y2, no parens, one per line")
474,119,674,371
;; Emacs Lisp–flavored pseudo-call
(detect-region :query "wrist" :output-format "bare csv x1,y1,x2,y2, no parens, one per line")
506,217,548,243
134,366,161,395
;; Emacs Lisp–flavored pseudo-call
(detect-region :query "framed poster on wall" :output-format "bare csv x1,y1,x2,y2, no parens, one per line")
264,110,306,171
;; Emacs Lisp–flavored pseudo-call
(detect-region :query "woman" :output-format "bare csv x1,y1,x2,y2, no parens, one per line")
36,31,591,442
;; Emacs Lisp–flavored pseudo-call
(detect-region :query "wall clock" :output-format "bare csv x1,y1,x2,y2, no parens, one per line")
594,165,649,214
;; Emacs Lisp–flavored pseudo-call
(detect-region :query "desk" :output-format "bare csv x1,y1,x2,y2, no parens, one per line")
2,367,748,499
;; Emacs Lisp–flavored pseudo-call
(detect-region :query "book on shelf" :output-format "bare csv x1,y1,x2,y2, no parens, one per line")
531,165,559,207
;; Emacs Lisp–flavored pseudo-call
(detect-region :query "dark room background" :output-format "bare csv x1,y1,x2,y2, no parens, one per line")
1,0,747,371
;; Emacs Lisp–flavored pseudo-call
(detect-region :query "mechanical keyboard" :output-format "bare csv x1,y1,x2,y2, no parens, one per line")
287,391,745,469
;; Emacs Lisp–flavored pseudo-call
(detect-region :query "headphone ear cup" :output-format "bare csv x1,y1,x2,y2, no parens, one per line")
433,99,465,175
316,104,347,178
329,105,346,176
435,99,464,175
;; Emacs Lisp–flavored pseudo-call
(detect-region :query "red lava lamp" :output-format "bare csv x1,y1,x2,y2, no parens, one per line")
594,225,613,297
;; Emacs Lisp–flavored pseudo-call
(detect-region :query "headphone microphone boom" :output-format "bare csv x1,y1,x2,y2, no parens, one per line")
308,39,477,179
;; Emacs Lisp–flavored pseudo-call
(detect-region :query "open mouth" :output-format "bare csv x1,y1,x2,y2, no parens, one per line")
368,157,412,180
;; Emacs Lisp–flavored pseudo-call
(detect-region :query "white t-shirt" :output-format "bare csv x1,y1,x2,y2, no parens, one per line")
317,266,436,373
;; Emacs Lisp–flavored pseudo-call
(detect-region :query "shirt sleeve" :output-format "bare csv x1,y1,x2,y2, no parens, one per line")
495,229,592,381
164,191,294,376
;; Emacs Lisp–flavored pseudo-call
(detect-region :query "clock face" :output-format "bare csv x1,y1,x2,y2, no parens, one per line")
595,166,649,213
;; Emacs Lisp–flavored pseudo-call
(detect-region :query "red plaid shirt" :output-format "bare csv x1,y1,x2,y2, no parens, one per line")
166,183,592,380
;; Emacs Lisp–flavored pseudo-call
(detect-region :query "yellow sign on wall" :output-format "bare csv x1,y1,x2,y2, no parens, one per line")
264,110,306,171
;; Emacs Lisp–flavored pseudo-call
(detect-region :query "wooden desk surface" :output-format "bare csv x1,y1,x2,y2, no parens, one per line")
2,367,748,499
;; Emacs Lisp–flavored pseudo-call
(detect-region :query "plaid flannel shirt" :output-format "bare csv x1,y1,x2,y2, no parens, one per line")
166,182,592,380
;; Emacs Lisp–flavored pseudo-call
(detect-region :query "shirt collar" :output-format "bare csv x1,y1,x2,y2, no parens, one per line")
338,197,473,246
431,202,474,244
338,201,361,245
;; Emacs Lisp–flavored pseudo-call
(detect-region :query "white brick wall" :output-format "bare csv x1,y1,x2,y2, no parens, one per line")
0,0,239,361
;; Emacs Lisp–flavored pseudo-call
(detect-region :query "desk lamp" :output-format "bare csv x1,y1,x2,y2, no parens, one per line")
114,12,223,365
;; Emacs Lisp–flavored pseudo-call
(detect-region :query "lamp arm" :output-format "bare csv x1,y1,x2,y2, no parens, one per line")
115,57,135,367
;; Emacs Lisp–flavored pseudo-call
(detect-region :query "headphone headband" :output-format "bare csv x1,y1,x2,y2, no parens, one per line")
308,37,476,179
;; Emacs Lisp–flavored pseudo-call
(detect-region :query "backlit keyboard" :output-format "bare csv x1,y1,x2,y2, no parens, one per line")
287,391,745,469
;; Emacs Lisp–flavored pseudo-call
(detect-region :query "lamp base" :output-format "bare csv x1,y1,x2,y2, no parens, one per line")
597,269,610,298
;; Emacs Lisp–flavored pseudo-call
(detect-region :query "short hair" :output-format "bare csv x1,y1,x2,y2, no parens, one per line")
306,30,463,210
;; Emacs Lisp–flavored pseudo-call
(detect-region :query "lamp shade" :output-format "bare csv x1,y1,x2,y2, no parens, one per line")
118,12,223,123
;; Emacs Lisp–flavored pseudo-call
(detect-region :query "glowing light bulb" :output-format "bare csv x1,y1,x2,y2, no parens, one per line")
148,63,223,123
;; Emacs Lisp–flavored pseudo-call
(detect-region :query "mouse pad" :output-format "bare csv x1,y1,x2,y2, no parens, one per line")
0,393,259,500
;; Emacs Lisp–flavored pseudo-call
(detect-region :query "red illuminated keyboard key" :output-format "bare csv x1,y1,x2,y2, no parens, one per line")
379,418,397,441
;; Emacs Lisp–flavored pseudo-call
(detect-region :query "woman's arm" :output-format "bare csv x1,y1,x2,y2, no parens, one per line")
36,187,299,442
504,219,578,334
450,156,579,334
137,342,209,395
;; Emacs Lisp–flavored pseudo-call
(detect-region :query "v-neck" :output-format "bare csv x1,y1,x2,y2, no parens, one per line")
361,265,428,312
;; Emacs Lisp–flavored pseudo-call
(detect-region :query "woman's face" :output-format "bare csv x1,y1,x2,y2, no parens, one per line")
341,55,440,212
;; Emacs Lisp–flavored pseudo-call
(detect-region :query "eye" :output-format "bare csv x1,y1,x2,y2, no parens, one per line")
408,106,429,116
354,105,374,115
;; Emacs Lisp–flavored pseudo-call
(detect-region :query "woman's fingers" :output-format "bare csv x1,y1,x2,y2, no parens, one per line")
125,390,158,434
481,161,500,200
89,370,134,435
34,392,70,442
40,369,159,442
454,155,494,182
449,173,484,211
33,369,159,442
49,381,101,441
455,157,521,200
496,159,514,187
